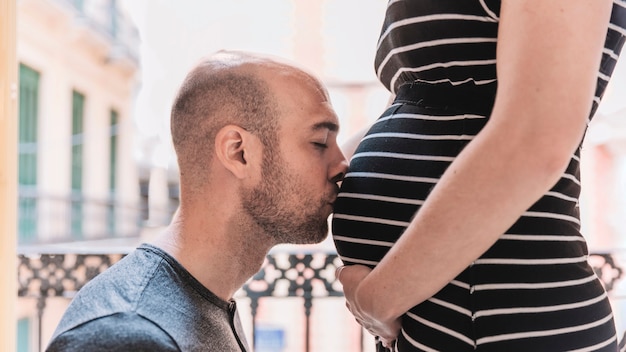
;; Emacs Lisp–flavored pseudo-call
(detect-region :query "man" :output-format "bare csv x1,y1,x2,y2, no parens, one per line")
46,50,348,352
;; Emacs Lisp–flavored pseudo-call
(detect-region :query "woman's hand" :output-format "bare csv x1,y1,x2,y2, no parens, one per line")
336,265,401,348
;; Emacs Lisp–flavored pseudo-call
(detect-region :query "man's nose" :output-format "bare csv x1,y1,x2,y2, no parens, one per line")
330,152,349,184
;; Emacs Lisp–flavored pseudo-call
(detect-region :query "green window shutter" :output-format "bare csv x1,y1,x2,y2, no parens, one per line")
18,65,39,186
18,64,39,242
108,109,118,234
71,91,84,192
71,90,85,238
109,110,118,192
16,318,31,352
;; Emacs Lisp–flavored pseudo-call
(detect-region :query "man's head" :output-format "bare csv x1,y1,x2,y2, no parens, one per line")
170,50,348,245
171,51,279,188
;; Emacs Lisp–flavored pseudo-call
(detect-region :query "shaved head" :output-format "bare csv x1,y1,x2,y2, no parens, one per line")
170,51,283,189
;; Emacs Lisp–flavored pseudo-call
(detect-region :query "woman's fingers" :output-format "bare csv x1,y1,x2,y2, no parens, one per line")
335,265,346,281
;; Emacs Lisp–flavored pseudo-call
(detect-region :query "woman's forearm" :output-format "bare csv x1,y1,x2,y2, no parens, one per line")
354,114,585,323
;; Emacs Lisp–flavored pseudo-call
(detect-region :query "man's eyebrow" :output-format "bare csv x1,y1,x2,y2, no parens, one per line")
312,121,339,132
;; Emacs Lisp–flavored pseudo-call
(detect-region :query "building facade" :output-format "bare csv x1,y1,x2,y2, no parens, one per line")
16,0,140,350
17,0,140,246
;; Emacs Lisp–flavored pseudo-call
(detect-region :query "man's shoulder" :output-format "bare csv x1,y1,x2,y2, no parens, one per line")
46,312,180,352
49,246,169,342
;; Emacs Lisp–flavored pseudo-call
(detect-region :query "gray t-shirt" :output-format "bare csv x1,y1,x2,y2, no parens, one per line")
46,244,250,352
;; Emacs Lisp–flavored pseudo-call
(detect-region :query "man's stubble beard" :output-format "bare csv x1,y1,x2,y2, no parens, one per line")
242,149,329,245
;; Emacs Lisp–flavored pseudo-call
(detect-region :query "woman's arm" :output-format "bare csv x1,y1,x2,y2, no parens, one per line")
338,0,614,342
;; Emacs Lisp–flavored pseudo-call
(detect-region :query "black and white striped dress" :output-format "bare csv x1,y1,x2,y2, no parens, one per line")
332,1,626,351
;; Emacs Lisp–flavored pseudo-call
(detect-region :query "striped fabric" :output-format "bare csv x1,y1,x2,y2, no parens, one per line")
331,1,626,351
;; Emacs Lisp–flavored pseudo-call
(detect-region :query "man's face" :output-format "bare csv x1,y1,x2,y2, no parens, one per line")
242,75,347,244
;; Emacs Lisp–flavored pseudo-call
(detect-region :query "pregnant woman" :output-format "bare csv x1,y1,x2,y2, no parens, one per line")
332,1,626,351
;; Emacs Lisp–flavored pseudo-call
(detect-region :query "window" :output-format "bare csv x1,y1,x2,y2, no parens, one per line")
139,179,149,222
108,109,118,234
18,64,40,242
16,318,31,352
71,90,85,238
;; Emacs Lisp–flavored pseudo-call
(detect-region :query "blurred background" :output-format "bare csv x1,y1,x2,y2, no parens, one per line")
6,0,626,351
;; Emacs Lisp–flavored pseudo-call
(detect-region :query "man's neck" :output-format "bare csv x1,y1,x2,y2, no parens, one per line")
151,212,274,301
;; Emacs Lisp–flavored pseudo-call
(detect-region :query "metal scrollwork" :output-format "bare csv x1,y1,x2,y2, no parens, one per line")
17,252,344,351
17,253,126,351
241,252,343,352
16,251,625,352
589,252,624,293
17,253,125,299
242,252,343,299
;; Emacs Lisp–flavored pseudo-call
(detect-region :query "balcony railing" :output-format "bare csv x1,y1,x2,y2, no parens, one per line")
18,188,143,245
60,0,140,63
17,249,626,352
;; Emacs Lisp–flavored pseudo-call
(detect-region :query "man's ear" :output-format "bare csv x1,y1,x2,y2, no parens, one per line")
214,125,259,179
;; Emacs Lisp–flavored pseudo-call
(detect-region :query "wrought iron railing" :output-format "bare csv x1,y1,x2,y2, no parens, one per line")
17,250,626,352
241,252,349,351
17,189,143,245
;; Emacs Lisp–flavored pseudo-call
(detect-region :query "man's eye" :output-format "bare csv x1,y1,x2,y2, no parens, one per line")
313,142,328,149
